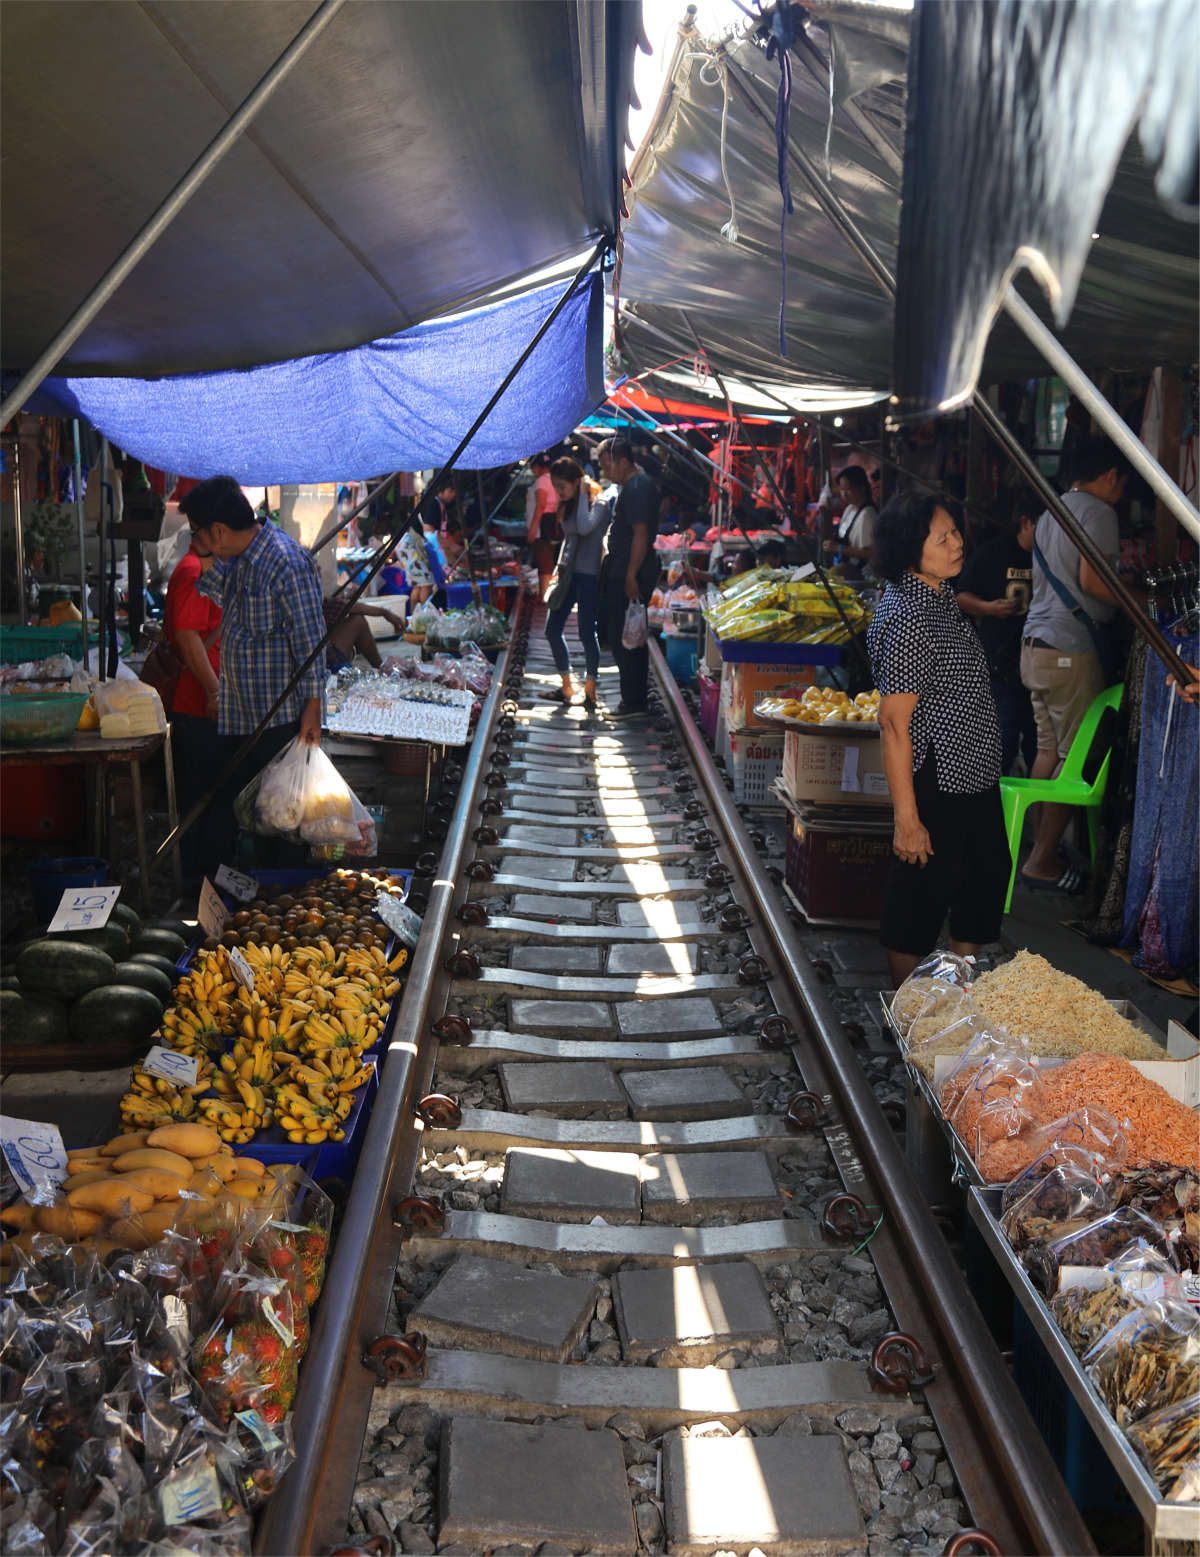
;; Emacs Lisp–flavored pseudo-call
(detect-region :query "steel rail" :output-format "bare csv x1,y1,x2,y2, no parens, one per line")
254,622,516,1557
647,637,1095,1557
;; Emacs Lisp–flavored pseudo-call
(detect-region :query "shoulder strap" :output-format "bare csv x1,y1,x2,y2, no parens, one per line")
1031,533,1106,657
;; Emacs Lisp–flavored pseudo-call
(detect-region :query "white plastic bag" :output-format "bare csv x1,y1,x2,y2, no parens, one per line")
252,736,310,836
621,601,648,651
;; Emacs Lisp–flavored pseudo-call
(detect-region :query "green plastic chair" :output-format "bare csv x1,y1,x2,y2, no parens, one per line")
1000,683,1124,914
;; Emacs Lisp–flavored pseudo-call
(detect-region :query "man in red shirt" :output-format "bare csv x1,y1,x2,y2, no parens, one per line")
165,542,222,884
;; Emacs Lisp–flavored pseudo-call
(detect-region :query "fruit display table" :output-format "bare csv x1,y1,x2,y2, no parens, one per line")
1,729,181,908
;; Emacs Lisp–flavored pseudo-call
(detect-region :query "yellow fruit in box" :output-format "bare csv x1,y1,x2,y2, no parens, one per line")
77,698,99,732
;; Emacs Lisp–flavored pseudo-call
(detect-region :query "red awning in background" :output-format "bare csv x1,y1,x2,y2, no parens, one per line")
608,379,782,426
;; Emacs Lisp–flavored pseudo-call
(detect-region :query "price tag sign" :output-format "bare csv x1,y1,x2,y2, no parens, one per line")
235,1408,284,1453
47,884,121,935
0,1115,68,1196
228,947,256,989
141,1046,200,1087
376,890,423,950
215,863,258,904
160,1459,223,1526
197,877,228,939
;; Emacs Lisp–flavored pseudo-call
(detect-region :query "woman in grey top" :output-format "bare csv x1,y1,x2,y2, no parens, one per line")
541,456,614,711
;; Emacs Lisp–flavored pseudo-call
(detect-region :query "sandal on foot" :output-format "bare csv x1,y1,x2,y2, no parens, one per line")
1019,865,1088,895
538,688,573,703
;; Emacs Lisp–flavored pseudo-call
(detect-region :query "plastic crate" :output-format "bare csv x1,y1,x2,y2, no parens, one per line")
726,730,785,805
445,580,495,608
783,803,892,926
698,671,720,741
0,624,96,664
1011,1301,1133,1516
664,633,699,686
710,627,846,666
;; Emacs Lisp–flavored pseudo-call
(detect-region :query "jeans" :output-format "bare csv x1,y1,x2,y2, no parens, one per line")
545,573,600,680
991,676,1038,775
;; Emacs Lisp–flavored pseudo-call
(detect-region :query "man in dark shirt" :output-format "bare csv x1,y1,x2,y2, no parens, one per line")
599,436,660,716
956,509,1037,773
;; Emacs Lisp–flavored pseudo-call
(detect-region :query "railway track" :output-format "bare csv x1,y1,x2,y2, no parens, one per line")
257,603,1095,1557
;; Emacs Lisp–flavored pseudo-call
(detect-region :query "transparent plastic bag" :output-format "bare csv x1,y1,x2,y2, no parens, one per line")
1125,1391,1200,1499
1000,1155,1112,1253
621,600,648,650
907,1006,995,1079
1051,1243,1189,1359
889,952,976,1039
979,1102,1130,1188
250,737,309,837
941,1041,1039,1136
1027,1206,1181,1298
1083,1293,1200,1427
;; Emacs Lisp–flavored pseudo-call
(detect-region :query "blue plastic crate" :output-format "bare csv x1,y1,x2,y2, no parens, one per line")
1011,1301,1133,1516
664,633,699,686
445,580,495,608
710,627,847,666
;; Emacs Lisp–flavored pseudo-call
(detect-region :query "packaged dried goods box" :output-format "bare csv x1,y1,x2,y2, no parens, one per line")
781,722,891,808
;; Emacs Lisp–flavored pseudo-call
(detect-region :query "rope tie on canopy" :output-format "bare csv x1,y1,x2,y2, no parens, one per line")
696,54,741,244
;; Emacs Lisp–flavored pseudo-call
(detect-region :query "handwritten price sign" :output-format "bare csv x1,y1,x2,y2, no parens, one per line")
215,864,258,904
47,885,121,935
0,1115,68,1195
228,947,256,990
141,1047,200,1087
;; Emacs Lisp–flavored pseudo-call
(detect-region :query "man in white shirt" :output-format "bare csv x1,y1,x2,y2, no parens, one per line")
1018,436,1129,891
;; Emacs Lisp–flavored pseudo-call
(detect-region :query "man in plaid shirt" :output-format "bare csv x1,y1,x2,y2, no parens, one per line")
179,475,326,872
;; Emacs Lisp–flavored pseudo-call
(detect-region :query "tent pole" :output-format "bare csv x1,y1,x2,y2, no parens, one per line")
790,36,1200,542
11,437,27,623
721,56,1192,688
1001,286,1200,541
72,421,87,665
152,240,607,866
0,0,347,426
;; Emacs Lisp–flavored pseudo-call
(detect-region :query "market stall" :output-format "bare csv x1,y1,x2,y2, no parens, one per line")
877,949,1199,1540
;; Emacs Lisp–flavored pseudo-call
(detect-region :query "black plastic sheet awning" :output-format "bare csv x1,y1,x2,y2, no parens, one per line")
2,0,639,379
616,1,1198,416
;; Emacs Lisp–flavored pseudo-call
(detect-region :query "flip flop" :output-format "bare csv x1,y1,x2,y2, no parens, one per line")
1019,865,1089,895
538,688,573,703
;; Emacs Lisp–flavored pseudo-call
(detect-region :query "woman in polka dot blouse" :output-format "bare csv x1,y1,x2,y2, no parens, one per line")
866,493,1010,988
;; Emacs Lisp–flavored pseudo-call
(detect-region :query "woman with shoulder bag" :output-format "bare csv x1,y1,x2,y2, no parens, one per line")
541,457,613,710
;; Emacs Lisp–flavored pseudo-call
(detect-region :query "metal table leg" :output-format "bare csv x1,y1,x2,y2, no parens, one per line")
129,755,151,910
161,725,183,901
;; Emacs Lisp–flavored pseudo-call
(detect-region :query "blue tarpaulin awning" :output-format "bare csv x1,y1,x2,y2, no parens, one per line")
36,275,605,483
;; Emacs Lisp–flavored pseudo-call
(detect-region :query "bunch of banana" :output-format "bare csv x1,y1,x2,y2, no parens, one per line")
293,1050,373,1093
159,1001,229,1055
300,1010,372,1057
175,954,238,1008
272,1079,351,1144
119,1078,200,1127
226,1038,279,1085
292,940,341,970
198,1086,270,1144
344,944,408,977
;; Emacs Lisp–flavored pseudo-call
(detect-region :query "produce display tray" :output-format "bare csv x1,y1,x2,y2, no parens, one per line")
878,992,1169,1192
967,1185,1200,1541
709,628,846,666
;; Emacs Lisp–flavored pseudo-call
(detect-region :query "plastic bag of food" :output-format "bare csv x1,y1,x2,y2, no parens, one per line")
981,1103,1130,1190
1083,1293,1200,1427
1109,1164,1200,1275
1125,1391,1200,1499
1027,1206,1181,1298
621,601,648,651
247,736,309,837
889,952,976,1038
408,603,442,636
1051,1241,1190,1359
940,1038,1039,1132
906,1007,999,1079
1000,1154,1112,1250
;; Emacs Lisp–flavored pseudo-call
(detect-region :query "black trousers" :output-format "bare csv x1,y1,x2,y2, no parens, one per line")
878,754,1011,956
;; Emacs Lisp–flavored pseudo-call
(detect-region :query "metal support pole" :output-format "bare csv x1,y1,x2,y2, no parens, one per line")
1001,286,1200,541
96,439,108,682
11,437,27,623
0,0,347,426
789,36,1200,544
721,55,1193,687
72,421,88,665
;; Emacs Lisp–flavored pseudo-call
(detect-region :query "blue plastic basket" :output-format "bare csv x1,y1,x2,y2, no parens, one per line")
664,634,699,686
445,580,495,608
232,1058,378,1183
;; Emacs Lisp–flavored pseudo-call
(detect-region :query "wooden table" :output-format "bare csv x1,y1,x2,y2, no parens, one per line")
1,729,181,908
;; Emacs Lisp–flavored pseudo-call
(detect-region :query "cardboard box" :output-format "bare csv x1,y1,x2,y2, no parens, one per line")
721,661,816,730
782,724,891,808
